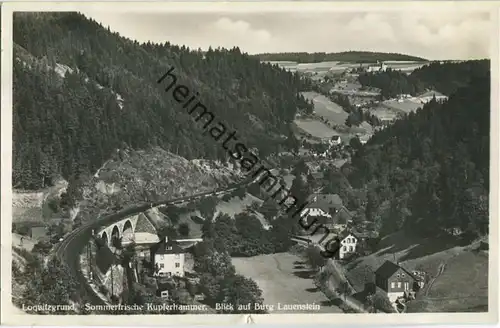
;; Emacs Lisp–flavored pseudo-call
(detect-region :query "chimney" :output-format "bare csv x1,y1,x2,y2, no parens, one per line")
164,236,168,243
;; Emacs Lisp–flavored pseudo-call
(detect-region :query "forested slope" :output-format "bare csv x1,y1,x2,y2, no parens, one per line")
13,12,313,190
344,64,490,239
255,51,427,63
358,60,489,98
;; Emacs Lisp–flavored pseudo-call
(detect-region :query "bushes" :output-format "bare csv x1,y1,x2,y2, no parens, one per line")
178,223,190,237
372,290,396,313
193,241,265,313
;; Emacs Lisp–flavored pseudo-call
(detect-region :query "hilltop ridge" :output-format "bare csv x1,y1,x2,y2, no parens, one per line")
255,51,427,63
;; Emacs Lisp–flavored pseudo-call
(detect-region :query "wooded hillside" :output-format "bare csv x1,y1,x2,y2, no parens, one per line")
13,12,313,189
255,51,427,63
345,63,490,239
358,60,489,98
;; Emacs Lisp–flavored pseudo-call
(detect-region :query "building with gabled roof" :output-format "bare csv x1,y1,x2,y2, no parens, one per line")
335,229,359,260
150,237,186,278
301,193,343,218
375,260,417,302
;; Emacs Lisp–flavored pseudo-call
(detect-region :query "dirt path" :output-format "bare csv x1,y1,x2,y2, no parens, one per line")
324,260,367,313
12,233,36,251
425,262,446,296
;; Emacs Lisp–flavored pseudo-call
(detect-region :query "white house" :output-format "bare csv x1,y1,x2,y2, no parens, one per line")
366,61,387,73
150,238,186,278
329,135,342,147
417,90,448,104
338,232,358,260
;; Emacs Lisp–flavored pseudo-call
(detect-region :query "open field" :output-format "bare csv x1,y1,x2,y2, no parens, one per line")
343,231,488,312
382,99,424,113
12,233,36,251
407,250,488,312
301,91,349,125
265,60,429,75
294,119,340,139
369,106,399,121
232,253,342,313
215,192,263,219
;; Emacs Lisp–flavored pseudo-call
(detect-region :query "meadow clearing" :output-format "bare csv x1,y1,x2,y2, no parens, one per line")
294,119,340,139
232,252,342,313
301,91,349,125
343,231,488,313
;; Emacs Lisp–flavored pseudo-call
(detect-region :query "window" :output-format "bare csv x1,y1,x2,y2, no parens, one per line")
391,282,396,289
401,273,405,277
396,274,400,278
397,282,402,288
404,282,409,290
349,246,353,252
167,246,172,250
343,246,347,251
159,263,165,269
175,262,180,268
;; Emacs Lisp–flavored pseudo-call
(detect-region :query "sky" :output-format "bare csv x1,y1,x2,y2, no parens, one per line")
81,10,491,60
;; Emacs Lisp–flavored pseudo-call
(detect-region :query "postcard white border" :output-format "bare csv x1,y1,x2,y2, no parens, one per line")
1,1,499,326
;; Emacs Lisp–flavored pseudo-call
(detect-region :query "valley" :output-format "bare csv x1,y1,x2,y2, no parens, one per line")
8,10,491,319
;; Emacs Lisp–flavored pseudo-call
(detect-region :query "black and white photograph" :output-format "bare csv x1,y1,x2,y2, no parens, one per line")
1,1,498,326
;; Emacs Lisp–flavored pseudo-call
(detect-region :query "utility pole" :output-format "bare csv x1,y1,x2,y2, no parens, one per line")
87,243,90,277
111,265,114,302
89,241,93,281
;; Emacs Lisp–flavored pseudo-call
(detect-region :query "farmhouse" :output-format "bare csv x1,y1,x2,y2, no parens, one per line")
416,90,448,104
337,230,358,260
301,193,344,219
29,226,48,241
150,237,186,278
329,135,342,147
374,260,417,302
94,241,117,278
334,206,353,225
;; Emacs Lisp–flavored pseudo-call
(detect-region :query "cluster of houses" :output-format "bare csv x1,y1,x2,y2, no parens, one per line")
297,192,427,308
91,212,192,302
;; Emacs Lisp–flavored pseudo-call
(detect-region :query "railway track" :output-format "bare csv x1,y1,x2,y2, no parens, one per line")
52,178,253,308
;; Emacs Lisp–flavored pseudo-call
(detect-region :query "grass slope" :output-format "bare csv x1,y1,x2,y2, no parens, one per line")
344,231,488,312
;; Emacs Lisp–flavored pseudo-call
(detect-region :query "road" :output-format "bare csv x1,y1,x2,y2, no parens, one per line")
52,179,252,309
324,260,367,313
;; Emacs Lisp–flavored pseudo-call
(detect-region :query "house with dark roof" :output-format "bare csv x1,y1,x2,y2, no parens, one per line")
375,260,417,302
150,237,186,278
301,194,343,219
127,212,161,258
29,226,48,241
330,207,353,228
94,242,117,277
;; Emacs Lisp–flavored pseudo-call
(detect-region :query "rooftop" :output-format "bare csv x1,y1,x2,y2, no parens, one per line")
375,260,414,280
417,90,447,98
306,193,343,212
150,238,186,255
95,242,117,274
